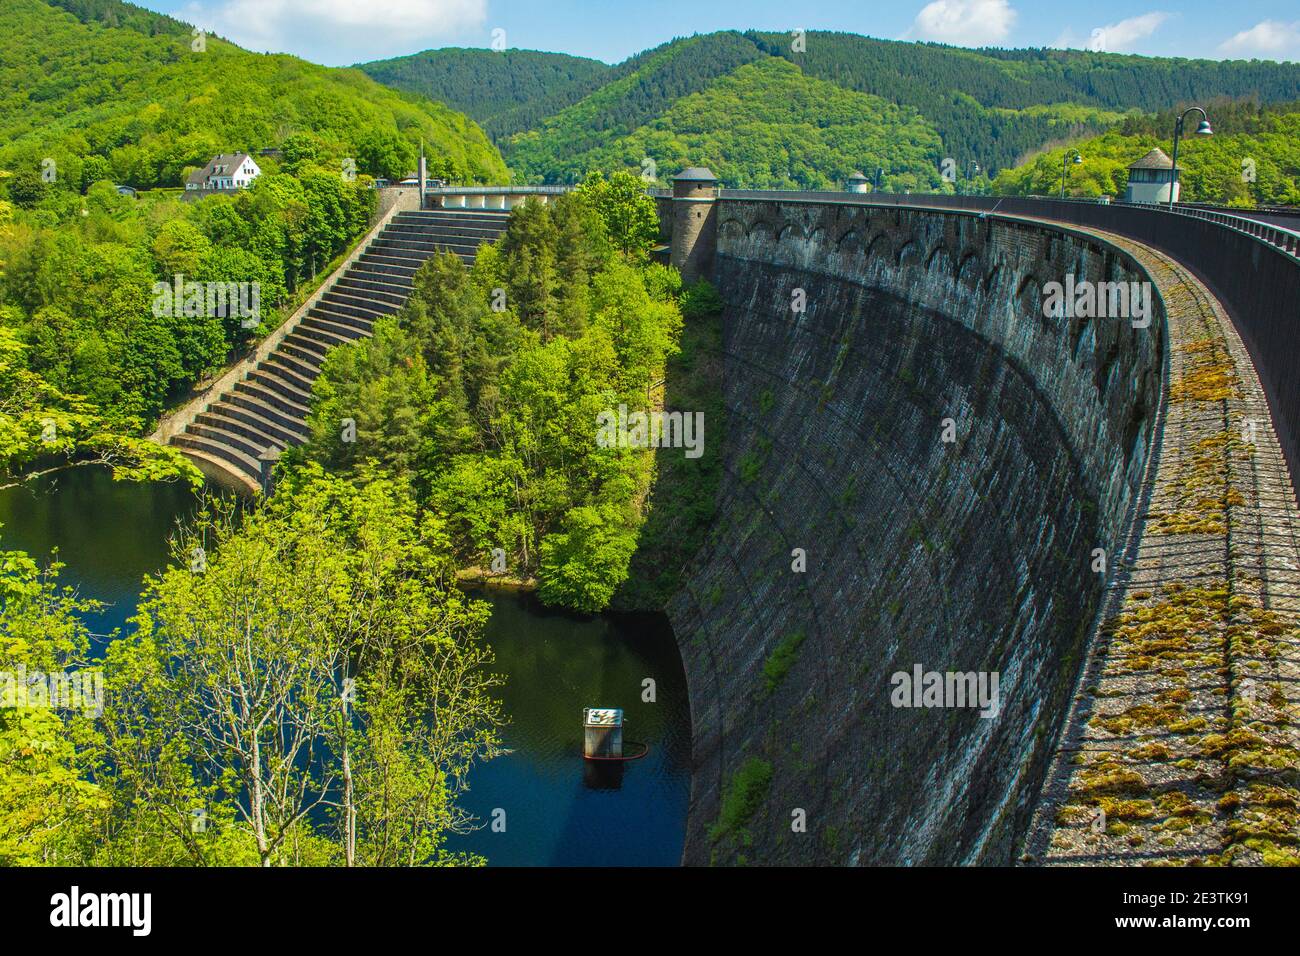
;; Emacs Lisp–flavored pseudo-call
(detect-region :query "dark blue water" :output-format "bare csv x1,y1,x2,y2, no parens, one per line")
0,468,690,866
0,467,202,642
447,588,690,866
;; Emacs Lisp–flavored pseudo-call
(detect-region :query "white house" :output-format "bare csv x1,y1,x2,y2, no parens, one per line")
1124,148,1178,204
185,153,261,192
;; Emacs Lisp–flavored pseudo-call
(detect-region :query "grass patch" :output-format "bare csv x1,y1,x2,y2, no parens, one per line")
709,758,773,844
762,631,806,696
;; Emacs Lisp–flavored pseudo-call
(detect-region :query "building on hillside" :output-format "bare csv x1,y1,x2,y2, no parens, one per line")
185,153,261,193
115,185,137,198
1124,148,1179,204
846,171,870,193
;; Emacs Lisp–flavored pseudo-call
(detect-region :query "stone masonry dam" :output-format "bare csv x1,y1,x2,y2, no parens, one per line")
659,186,1300,866
157,182,1300,866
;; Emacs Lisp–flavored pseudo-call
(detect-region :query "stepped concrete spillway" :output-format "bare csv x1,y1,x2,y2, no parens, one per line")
156,203,509,492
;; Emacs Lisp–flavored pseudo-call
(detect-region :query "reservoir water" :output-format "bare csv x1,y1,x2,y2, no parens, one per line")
0,468,690,866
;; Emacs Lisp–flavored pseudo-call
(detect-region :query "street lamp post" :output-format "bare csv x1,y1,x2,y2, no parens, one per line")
964,160,980,196
1060,150,1082,200
1169,106,1213,211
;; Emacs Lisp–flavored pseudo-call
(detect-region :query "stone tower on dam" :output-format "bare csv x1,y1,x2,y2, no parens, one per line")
668,166,719,283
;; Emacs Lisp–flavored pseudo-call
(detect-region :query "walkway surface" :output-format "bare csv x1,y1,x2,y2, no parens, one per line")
1025,223,1300,865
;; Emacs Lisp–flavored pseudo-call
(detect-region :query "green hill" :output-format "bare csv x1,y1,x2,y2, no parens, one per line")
0,0,509,484
363,29,1300,189
992,100,1300,206
510,57,947,191
0,0,508,189
747,32,1300,173
357,48,613,143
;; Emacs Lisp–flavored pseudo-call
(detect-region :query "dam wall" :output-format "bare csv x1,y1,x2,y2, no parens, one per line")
839,192,1300,507
665,200,1166,864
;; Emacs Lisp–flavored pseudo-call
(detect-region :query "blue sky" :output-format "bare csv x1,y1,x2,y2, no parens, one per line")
141,0,1300,66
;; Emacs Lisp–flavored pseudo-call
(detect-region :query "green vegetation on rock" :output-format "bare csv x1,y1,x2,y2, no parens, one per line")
709,757,774,845
762,631,807,696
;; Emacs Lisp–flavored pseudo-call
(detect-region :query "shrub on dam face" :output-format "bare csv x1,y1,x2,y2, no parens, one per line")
709,758,774,847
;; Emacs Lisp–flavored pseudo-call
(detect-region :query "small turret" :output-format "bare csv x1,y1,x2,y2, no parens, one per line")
670,166,719,284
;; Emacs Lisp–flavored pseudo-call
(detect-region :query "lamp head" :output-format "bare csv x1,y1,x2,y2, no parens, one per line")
1195,119,1213,136
1072,154,1083,164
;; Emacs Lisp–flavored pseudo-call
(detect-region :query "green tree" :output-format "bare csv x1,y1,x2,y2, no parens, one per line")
0,544,106,865
575,170,659,258
97,470,503,866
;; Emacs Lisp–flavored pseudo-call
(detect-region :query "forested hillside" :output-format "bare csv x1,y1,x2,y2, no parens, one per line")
365,29,1300,188
511,58,947,191
0,0,508,490
298,174,709,613
358,48,613,143
42,0,188,35
0,0,507,190
992,100,1300,206
749,32,1300,173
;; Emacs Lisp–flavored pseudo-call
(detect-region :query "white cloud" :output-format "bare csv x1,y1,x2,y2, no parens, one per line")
1218,20,1300,60
904,0,1017,47
1051,12,1170,53
182,0,489,65
1087,12,1169,52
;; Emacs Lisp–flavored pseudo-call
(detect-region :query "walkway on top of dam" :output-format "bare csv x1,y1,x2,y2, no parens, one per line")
1001,215,1300,865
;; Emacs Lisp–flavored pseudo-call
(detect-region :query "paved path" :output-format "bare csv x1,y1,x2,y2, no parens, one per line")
1025,225,1300,865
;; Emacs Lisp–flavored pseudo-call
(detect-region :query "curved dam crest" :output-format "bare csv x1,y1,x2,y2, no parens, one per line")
667,201,1166,865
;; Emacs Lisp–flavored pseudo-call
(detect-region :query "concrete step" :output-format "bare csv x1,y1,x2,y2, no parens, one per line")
188,420,273,462
260,354,318,392
351,256,422,279
279,335,328,367
307,308,373,337
225,388,310,435
296,318,357,348
205,400,307,447
346,264,415,289
385,226,505,245
378,226,491,243
372,240,482,261
318,291,395,321
332,277,409,306
243,369,313,408
360,250,435,271
394,211,510,227
175,432,263,482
